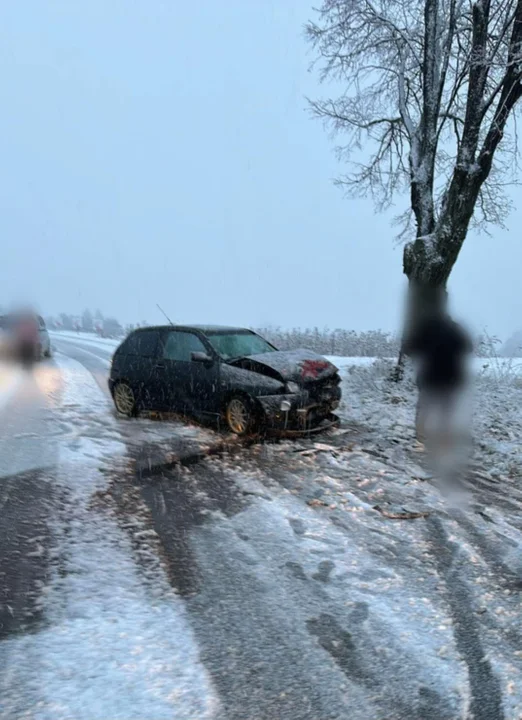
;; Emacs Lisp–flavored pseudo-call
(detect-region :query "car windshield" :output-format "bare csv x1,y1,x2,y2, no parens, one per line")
205,331,276,360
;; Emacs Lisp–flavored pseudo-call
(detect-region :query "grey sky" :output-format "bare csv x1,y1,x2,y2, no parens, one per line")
0,0,519,339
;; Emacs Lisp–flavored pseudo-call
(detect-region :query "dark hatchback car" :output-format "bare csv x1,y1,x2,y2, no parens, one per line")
108,325,342,435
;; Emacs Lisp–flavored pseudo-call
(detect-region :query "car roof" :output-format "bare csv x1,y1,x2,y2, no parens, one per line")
131,324,254,335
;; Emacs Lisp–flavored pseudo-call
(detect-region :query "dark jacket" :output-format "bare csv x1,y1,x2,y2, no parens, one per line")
404,314,473,389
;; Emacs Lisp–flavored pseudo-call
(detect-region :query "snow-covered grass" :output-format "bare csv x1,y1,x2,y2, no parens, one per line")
335,355,522,479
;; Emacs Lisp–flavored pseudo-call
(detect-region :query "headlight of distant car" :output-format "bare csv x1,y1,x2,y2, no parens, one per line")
286,382,300,394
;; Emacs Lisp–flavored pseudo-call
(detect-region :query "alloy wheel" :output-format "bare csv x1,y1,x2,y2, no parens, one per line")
226,398,251,435
114,383,135,416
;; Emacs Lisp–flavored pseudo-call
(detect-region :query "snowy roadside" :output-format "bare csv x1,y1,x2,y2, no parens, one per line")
333,356,522,480
49,330,120,351
0,355,220,720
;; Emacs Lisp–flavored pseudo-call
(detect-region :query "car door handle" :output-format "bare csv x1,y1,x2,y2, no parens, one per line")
154,363,166,369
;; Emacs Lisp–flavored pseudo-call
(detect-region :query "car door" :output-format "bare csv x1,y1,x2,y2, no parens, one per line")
158,330,220,415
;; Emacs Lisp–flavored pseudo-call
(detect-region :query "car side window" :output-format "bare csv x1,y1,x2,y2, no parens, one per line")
37,316,46,330
163,331,207,361
123,330,159,357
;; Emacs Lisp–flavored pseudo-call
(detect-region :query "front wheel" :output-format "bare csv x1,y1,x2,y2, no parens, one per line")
225,395,259,436
113,381,137,417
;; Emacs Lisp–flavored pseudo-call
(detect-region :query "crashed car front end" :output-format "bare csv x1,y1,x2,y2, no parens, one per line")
227,352,342,433
257,375,341,432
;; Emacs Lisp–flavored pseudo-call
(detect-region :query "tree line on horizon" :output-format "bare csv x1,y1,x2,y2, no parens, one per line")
46,310,521,357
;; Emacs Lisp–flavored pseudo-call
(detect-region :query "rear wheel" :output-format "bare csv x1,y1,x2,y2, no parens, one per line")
113,382,137,417
225,395,258,435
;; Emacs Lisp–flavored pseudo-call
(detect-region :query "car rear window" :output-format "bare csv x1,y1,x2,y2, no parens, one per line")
38,316,46,330
121,330,159,357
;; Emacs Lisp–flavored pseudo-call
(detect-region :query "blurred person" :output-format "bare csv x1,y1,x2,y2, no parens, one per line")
404,296,473,448
12,310,39,367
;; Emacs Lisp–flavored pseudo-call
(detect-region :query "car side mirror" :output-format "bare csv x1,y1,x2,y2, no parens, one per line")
191,351,213,364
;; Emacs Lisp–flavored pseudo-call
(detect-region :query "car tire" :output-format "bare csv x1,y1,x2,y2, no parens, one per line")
113,381,137,417
224,395,259,436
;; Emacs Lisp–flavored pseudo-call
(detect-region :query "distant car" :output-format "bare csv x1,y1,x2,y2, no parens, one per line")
108,325,341,434
0,313,51,361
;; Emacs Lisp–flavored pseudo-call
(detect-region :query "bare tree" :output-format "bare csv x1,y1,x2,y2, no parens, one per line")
306,0,522,323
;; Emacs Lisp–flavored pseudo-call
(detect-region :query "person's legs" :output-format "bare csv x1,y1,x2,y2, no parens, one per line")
430,385,472,499
437,384,470,446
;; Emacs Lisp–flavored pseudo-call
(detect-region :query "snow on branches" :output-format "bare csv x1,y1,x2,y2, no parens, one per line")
307,0,522,285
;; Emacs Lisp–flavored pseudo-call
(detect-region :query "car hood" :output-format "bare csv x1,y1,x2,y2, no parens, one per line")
228,349,338,385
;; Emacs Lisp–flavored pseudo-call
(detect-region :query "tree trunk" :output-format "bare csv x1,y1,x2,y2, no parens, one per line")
392,243,449,381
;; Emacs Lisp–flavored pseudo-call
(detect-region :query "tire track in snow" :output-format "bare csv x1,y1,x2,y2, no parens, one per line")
424,515,505,720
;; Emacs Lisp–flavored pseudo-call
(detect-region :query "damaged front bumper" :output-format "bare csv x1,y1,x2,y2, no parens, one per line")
258,388,341,434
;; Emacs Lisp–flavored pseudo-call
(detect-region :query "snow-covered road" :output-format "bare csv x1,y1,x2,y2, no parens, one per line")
0,350,220,719
0,334,521,719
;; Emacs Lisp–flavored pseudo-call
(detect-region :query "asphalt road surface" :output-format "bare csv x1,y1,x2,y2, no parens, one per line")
0,335,520,719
